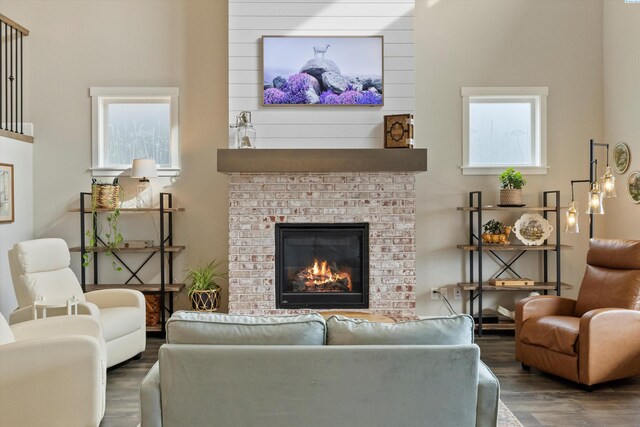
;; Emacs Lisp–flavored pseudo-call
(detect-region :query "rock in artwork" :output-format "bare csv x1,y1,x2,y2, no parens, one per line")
262,36,383,106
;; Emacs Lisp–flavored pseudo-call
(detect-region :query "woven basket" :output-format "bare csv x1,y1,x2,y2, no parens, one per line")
499,189,522,206
190,289,221,312
144,295,161,326
92,184,121,210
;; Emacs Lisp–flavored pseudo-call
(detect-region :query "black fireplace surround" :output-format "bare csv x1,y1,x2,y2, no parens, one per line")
275,223,369,309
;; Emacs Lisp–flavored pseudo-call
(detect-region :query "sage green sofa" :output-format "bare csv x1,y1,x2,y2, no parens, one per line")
140,312,499,427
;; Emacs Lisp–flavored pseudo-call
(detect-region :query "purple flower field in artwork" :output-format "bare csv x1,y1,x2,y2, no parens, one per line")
263,36,383,106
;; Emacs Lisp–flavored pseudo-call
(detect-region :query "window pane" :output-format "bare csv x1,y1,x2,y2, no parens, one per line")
106,103,171,167
469,102,532,166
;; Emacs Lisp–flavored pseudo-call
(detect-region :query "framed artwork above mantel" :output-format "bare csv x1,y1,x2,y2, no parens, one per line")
262,35,384,106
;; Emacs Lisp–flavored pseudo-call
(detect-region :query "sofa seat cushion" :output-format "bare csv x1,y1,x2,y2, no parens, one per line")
100,307,142,341
520,315,580,355
166,311,326,345
327,314,474,345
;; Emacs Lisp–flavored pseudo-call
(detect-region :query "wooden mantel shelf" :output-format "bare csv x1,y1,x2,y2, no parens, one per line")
217,149,427,174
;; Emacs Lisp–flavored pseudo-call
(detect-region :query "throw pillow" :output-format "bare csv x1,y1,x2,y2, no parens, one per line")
166,311,326,345
326,314,474,345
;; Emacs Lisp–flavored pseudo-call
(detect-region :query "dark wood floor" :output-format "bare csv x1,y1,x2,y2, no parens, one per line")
101,335,640,427
477,334,640,426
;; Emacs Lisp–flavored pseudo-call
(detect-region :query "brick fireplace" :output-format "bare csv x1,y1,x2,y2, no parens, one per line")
220,149,427,317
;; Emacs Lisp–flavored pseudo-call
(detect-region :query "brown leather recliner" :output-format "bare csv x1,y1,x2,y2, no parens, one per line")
515,238,640,386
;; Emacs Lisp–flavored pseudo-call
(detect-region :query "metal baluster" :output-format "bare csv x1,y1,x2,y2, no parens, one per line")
0,22,3,128
5,22,8,130
20,31,23,134
9,24,13,132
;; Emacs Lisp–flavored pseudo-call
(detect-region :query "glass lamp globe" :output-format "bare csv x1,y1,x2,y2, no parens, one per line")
586,182,604,215
564,201,579,233
600,166,617,198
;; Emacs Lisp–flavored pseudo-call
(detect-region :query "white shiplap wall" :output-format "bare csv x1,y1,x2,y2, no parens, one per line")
229,0,415,148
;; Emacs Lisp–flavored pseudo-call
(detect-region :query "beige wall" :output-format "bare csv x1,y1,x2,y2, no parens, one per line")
2,0,608,316
414,0,604,315
604,0,640,240
2,0,230,312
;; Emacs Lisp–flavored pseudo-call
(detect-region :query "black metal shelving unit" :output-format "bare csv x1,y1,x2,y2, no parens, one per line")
457,190,571,335
73,192,185,334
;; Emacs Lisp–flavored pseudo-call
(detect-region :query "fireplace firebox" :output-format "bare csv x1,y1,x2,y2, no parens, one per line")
275,223,369,309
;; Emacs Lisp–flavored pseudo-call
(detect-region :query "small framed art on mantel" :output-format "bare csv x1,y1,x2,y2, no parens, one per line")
0,163,15,223
384,114,414,148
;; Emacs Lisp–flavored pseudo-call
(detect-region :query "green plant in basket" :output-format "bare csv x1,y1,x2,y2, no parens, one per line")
185,260,226,311
499,168,526,189
83,178,124,271
483,219,504,235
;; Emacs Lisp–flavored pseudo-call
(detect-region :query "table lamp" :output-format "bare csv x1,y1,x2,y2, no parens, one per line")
131,159,158,208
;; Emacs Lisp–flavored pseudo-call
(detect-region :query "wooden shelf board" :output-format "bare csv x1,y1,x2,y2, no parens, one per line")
85,283,185,293
457,282,572,291
69,207,185,212
217,148,428,173
70,245,185,253
456,244,573,251
146,325,163,332
475,323,515,331
457,206,562,212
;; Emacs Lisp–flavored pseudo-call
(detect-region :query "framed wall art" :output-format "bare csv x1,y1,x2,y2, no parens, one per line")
613,142,630,174
0,163,15,223
262,36,383,106
628,171,640,204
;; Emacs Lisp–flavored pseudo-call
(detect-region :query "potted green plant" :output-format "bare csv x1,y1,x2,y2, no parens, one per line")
83,179,124,271
482,219,511,245
499,168,527,206
185,260,226,311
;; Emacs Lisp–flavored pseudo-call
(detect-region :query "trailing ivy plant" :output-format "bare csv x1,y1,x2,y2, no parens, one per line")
82,179,124,272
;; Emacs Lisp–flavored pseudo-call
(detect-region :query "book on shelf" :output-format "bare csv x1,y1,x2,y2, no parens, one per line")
489,277,534,286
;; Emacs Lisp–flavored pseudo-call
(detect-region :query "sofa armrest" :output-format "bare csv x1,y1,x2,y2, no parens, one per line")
476,361,499,427
140,361,163,427
0,336,105,426
85,288,145,310
578,308,640,385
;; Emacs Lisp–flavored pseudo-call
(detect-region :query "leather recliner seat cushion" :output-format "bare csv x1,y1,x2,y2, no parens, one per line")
100,307,143,341
519,316,580,355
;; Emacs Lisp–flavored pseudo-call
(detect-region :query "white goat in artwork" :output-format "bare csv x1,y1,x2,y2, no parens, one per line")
313,44,330,59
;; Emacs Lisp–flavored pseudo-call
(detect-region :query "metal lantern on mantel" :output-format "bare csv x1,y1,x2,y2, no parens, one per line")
234,111,256,149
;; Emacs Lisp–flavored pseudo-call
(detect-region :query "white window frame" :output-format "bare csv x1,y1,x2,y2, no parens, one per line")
90,87,180,177
461,87,548,175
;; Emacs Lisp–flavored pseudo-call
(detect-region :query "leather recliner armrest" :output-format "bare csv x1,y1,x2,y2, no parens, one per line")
516,295,576,324
578,308,640,385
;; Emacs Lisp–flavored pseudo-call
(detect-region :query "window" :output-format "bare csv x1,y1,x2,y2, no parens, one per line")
461,87,548,175
90,87,179,176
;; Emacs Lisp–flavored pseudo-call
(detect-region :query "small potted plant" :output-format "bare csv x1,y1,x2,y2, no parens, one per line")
499,168,526,206
482,219,512,245
185,260,226,311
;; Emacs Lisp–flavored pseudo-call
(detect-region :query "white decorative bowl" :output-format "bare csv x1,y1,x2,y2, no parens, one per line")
513,214,553,246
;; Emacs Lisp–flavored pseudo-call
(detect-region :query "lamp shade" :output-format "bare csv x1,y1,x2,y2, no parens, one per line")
131,159,158,179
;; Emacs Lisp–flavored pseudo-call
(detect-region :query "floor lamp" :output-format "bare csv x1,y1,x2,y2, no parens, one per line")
566,139,617,238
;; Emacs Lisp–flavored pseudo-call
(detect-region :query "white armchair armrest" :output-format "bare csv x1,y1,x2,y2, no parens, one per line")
9,302,100,325
85,288,145,310
0,336,105,427
12,315,103,341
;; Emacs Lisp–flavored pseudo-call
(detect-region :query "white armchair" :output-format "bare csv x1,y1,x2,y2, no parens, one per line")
0,314,106,427
8,238,146,367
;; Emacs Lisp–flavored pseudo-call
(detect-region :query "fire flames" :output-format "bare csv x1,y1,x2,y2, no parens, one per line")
295,259,352,292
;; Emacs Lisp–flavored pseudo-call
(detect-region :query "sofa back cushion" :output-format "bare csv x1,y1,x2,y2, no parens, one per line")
326,314,474,345
575,239,640,316
166,311,326,345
